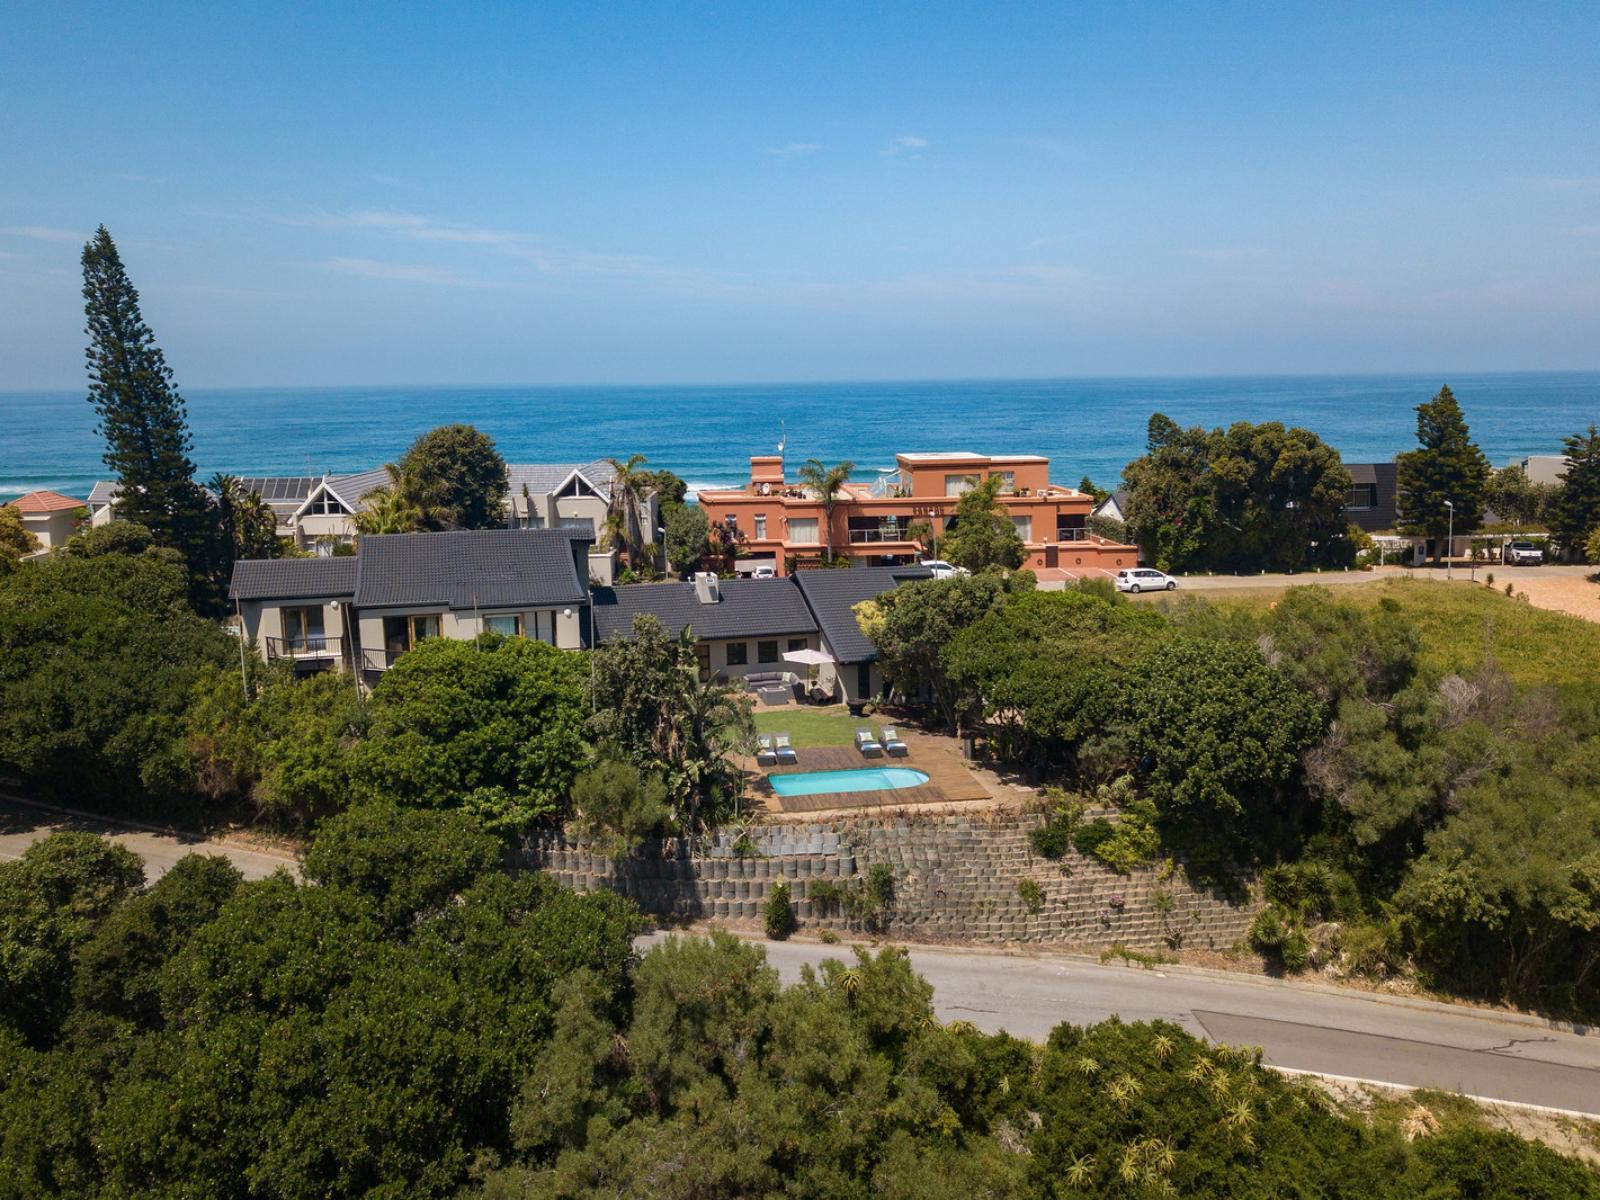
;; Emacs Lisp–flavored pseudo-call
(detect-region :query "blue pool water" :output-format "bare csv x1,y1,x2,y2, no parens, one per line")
769,767,930,797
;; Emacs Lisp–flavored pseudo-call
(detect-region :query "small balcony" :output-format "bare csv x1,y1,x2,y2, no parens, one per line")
1055,526,1091,543
847,525,918,545
266,634,345,663
361,646,405,673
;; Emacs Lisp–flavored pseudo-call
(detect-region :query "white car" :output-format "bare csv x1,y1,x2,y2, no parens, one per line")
750,565,777,579
1504,541,1544,566
1115,567,1177,593
920,559,970,580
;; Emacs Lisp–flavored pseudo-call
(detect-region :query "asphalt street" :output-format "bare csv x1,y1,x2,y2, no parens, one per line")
7,797,1595,1116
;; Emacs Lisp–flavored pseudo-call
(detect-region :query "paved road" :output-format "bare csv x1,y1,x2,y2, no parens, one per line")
0,797,295,882
642,931,1600,1116
8,800,1595,1115
1152,563,1594,593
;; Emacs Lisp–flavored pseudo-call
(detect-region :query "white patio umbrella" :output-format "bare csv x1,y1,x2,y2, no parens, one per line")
782,648,835,666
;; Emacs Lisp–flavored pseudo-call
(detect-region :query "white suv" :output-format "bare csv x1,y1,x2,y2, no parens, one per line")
1504,541,1544,566
920,560,970,580
1115,568,1177,593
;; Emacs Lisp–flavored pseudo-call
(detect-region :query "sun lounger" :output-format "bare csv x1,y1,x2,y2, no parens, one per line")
855,728,884,757
755,733,779,767
881,727,909,756
774,733,799,764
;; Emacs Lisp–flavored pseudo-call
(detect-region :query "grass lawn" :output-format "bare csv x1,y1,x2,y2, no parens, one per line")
751,705,888,747
1182,578,1600,693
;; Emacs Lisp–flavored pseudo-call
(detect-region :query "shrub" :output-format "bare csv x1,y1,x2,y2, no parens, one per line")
1017,878,1044,915
865,863,896,910
818,928,840,944
1071,819,1116,857
764,882,796,940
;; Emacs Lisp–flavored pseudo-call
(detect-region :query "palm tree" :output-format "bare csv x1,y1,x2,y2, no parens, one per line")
603,454,651,566
796,458,855,563
353,463,436,536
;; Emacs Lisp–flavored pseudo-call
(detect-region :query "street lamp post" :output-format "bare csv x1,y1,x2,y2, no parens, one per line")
1444,499,1455,581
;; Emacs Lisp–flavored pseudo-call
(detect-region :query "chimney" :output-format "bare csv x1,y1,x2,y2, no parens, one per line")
693,571,721,605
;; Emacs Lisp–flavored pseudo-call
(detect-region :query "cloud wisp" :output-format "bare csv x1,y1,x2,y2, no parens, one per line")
766,142,823,158
326,257,506,288
0,225,85,243
882,135,929,158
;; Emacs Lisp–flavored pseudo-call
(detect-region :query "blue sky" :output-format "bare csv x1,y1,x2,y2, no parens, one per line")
2,1,1597,387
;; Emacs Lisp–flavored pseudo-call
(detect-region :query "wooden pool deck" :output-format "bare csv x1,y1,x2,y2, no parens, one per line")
751,735,991,814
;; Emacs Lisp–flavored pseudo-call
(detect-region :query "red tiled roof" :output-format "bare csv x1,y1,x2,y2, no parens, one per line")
8,490,86,513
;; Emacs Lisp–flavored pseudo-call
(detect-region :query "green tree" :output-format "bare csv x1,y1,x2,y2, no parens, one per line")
1127,637,1325,864
602,453,653,567
797,457,856,561
354,461,438,535
0,832,145,1044
398,424,509,530
1548,425,1600,560
940,474,1027,572
1078,475,1111,504
81,226,220,608
0,545,235,815
866,572,1008,728
349,634,590,831
186,663,366,826
211,474,282,561
570,757,672,859
0,506,39,561
1396,385,1490,557
1123,415,1352,572
1484,465,1555,532
589,615,755,829
661,494,709,574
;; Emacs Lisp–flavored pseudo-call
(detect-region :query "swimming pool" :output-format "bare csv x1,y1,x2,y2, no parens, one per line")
768,766,930,797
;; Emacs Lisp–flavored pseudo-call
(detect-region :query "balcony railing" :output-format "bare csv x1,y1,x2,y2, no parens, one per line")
361,647,405,673
1055,527,1091,542
266,634,344,661
847,526,917,544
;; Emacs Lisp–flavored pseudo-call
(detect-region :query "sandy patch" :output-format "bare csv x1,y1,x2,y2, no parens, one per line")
1506,575,1600,624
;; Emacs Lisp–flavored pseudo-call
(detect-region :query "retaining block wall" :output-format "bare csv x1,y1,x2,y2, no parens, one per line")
519,808,1260,952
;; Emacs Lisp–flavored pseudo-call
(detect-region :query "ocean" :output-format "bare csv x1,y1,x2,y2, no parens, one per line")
3,373,1597,501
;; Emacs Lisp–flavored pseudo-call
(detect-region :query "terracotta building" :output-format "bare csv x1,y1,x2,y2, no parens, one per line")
696,452,1136,578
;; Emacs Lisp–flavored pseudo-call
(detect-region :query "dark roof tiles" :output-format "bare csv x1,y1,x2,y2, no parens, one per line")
791,566,932,663
228,556,358,601
353,530,591,609
593,577,818,643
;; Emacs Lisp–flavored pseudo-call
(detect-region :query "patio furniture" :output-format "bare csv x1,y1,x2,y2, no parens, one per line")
881,727,909,757
855,728,884,757
773,733,799,764
758,685,791,706
755,733,779,767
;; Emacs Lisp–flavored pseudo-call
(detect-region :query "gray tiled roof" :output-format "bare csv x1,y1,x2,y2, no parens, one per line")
325,469,392,511
87,480,120,507
353,529,591,610
593,578,818,643
506,460,617,502
229,556,358,601
791,566,932,664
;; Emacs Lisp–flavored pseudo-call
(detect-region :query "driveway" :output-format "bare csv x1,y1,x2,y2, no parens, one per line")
642,931,1600,1116
0,796,295,882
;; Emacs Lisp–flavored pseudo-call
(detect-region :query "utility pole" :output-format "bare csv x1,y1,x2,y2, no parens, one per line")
1444,498,1455,581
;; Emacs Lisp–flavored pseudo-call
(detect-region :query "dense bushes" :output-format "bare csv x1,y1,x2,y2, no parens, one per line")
0,814,641,1197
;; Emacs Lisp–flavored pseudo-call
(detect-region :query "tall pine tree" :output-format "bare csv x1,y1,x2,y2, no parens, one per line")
1395,385,1489,559
1548,425,1600,561
82,226,220,607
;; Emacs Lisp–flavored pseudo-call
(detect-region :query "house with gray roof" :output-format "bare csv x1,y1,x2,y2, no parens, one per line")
228,529,593,681
92,459,654,564
790,565,931,702
592,573,821,685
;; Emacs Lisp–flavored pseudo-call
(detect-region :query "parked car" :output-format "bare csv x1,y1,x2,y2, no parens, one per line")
1115,567,1177,593
920,559,971,580
1505,541,1544,566
751,565,777,579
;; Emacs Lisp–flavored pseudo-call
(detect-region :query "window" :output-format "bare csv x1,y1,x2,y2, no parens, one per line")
558,516,596,536
484,614,522,637
994,471,1016,493
754,513,768,540
695,642,711,683
788,517,819,544
1011,515,1032,542
515,514,546,530
944,473,977,497
282,606,325,652
758,640,779,664
726,642,748,667
305,490,349,516
1346,484,1377,510
787,637,808,652
381,614,439,659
